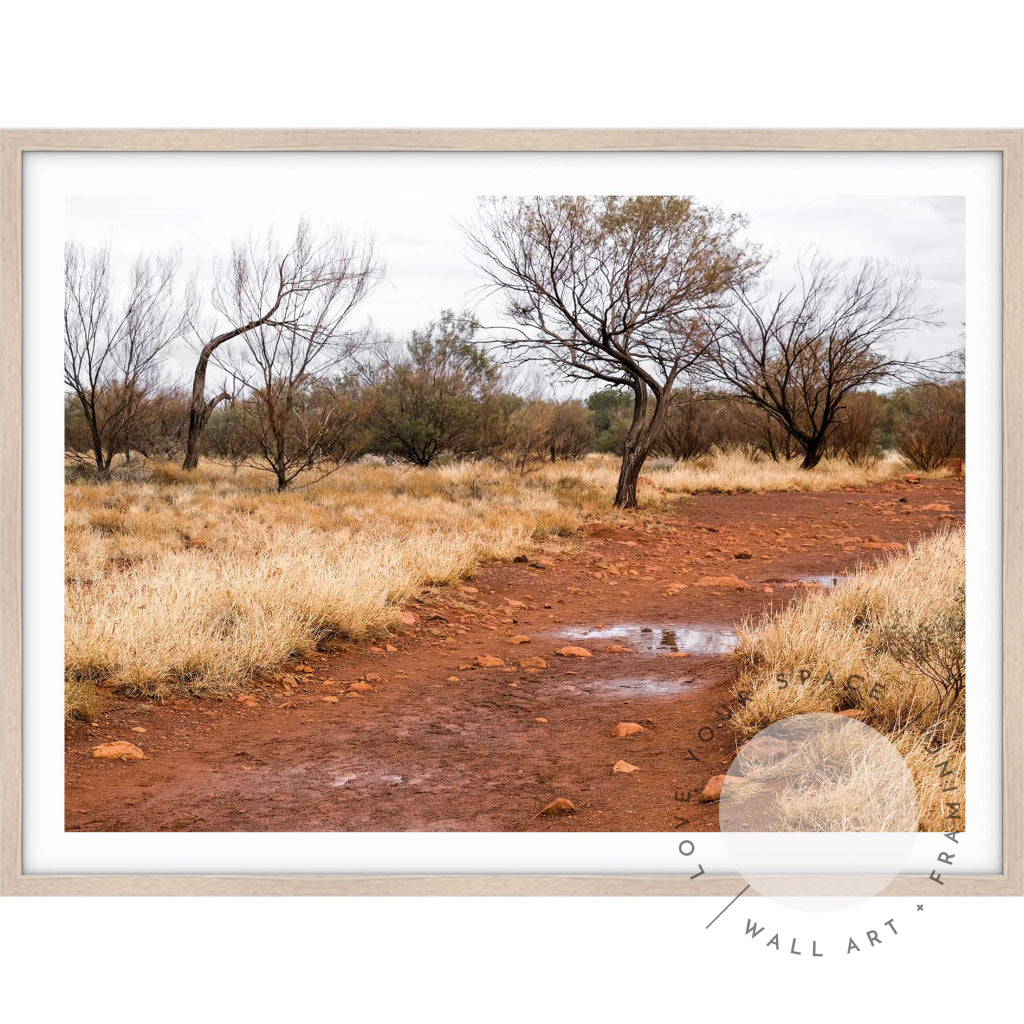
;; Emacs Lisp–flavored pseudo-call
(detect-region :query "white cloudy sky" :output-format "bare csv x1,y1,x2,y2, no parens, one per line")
65,154,964,396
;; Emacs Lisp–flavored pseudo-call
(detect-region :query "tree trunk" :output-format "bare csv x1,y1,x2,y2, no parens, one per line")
800,439,824,470
182,348,232,471
614,444,645,509
182,348,215,470
614,383,674,508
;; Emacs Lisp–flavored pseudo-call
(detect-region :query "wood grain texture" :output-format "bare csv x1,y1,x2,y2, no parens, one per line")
1,128,1020,897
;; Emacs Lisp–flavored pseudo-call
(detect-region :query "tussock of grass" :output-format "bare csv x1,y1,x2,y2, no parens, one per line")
64,449,925,707
731,530,966,831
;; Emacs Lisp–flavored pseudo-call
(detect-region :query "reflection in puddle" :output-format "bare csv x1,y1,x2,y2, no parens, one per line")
557,623,738,655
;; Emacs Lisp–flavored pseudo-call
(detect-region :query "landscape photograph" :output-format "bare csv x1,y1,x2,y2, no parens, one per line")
62,185,967,834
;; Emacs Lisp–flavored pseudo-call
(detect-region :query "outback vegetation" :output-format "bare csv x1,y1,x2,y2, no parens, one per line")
64,196,967,835
731,530,965,831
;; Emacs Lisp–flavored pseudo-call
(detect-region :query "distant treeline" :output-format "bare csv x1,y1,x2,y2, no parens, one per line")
66,306,965,484
65,205,964,498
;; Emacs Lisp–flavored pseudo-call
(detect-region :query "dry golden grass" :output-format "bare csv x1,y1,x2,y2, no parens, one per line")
64,449,936,718
731,529,966,831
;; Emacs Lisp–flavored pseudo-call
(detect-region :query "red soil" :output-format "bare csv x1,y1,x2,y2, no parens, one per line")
64,478,964,833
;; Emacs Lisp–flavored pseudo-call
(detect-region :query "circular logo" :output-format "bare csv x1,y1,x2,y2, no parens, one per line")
718,712,920,910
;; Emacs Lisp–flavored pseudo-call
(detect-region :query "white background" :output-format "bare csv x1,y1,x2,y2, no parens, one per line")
1,2,1021,1022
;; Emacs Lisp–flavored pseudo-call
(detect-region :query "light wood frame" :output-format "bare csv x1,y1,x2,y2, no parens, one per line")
1,129,1020,896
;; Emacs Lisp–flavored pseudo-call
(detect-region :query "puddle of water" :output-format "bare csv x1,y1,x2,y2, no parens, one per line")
561,676,703,698
557,623,738,655
789,573,847,588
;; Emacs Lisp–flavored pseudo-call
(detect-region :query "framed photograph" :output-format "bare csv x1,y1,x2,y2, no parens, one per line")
1,130,1020,896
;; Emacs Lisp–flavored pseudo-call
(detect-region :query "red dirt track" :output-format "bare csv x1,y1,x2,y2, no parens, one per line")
65,479,964,832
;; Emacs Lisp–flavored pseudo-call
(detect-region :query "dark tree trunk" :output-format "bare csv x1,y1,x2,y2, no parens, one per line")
182,348,233,471
183,320,257,470
613,383,672,509
800,438,825,470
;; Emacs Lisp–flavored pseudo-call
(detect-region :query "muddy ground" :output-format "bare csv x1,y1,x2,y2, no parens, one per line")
65,478,964,832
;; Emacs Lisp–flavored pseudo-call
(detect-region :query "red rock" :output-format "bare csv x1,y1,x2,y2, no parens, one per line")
556,646,593,658
613,760,639,773
475,654,506,667
506,634,531,644
519,656,547,669
605,644,634,654
611,722,644,738
701,774,728,802
696,575,750,589
537,797,577,816
92,741,145,761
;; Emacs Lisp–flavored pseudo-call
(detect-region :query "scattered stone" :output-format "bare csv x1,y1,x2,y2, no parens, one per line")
513,554,529,563
537,797,577,816
613,760,639,773
701,774,728,802
611,722,644,738
519,656,547,669
322,695,340,703
734,551,753,560
662,651,691,658
475,654,506,668
447,675,461,682
530,557,555,569
506,634,531,645
695,575,750,590
921,503,952,512
605,644,634,654
92,741,145,761
364,673,384,683
130,726,146,734
348,681,375,694
556,646,593,658
535,717,548,724
397,610,418,626
904,475,921,484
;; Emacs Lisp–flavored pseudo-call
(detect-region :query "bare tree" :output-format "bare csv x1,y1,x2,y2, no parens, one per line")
465,196,761,507
891,379,966,470
826,389,886,465
221,310,369,491
181,219,381,470
706,255,940,469
64,244,184,473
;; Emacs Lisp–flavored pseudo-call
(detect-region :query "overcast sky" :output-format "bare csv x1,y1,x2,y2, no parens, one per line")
67,190,964,396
